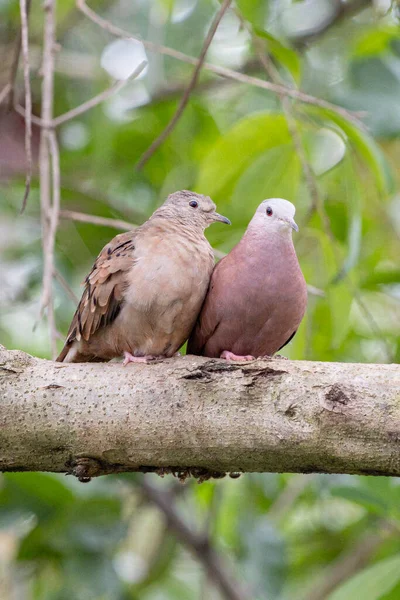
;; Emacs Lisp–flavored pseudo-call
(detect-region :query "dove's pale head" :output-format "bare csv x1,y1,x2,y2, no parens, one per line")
251,198,299,235
160,190,230,229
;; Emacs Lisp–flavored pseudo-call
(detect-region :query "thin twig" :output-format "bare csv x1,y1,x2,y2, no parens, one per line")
15,61,147,129
241,21,391,359
53,268,79,304
76,0,363,128
60,209,229,261
59,209,136,231
5,0,33,112
45,130,61,359
60,213,323,296
52,60,147,127
0,84,12,106
200,485,223,600
136,0,232,169
243,17,321,216
14,103,43,126
39,0,58,359
19,0,33,213
141,479,250,600
6,33,22,112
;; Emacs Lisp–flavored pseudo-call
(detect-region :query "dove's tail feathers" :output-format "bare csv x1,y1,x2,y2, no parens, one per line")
56,344,70,362
56,342,93,363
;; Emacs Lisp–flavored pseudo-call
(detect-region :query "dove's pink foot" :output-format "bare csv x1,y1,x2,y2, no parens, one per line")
123,352,159,366
220,350,255,362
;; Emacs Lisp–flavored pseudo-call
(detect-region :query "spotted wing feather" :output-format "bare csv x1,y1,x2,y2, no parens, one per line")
56,231,136,361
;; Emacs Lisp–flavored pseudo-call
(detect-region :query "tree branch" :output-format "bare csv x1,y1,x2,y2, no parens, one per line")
39,0,58,359
76,0,363,128
0,346,399,479
53,268,79,304
5,0,33,112
136,0,232,170
141,479,250,600
19,0,33,213
0,83,11,106
59,209,137,231
243,19,322,218
52,60,147,127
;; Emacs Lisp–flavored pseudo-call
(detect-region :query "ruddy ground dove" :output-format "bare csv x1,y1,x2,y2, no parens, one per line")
187,198,307,360
57,190,230,364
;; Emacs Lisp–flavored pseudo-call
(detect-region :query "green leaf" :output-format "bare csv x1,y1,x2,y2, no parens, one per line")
254,29,302,83
330,485,388,515
303,106,394,195
328,555,400,600
327,282,353,348
304,128,346,175
2,474,75,522
53,498,126,552
196,113,290,198
353,26,400,57
64,552,121,600
236,0,270,31
230,144,301,224
333,157,363,282
362,269,400,288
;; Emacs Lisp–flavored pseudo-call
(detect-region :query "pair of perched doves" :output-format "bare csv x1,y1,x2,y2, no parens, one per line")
57,191,307,363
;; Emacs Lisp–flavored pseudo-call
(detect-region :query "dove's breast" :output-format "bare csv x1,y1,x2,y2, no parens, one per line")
118,231,214,356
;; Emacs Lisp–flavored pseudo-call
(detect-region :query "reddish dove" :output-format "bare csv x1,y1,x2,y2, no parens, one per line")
57,190,230,364
187,198,307,361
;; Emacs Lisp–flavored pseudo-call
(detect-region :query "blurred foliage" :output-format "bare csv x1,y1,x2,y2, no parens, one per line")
1,0,400,598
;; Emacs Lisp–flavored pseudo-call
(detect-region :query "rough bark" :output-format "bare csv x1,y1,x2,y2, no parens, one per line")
0,345,399,480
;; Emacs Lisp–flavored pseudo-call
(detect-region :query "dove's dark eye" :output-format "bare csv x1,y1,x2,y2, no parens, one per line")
266,207,273,216
189,200,198,208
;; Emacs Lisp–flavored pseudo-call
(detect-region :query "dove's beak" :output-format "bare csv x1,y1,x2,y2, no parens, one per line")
212,212,231,225
281,217,299,232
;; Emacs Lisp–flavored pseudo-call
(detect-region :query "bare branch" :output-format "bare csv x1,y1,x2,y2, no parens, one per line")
14,102,44,126
76,0,363,127
4,0,33,112
15,62,146,129
53,268,79,304
19,0,33,213
59,209,137,231
52,60,147,127
141,479,251,600
45,130,61,359
0,83,11,106
136,0,232,169
235,14,391,359
59,210,230,263
1,347,400,477
39,0,58,359
200,484,224,600
239,14,321,217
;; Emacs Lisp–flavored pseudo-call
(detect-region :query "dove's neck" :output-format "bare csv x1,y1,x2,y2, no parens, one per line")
241,220,296,261
146,210,210,253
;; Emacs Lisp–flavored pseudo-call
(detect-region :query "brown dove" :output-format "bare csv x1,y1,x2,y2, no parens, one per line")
187,198,307,360
56,190,230,364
